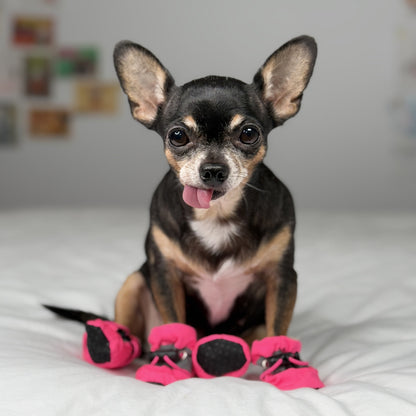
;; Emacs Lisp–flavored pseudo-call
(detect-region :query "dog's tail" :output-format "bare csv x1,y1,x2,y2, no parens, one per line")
43,304,109,324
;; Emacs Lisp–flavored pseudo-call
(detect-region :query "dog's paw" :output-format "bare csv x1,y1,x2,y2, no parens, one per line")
136,323,197,385
251,336,324,390
83,319,141,369
192,334,251,379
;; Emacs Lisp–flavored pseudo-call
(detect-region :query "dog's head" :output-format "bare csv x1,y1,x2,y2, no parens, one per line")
114,36,317,209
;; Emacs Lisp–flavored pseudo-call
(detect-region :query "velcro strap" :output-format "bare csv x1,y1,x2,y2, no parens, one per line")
262,351,307,374
146,346,189,366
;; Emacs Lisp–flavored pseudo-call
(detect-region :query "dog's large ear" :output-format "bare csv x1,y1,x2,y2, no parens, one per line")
114,41,175,127
253,36,317,126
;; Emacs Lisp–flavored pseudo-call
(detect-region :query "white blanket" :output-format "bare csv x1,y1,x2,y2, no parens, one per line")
1,209,415,415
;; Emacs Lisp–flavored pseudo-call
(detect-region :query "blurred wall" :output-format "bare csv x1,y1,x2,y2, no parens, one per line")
0,0,415,211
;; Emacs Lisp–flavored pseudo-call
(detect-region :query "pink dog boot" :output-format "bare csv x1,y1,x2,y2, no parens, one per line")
83,319,141,369
135,323,197,386
193,334,251,379
251,336,324,390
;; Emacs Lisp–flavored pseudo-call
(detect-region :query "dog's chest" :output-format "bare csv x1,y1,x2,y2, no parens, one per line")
189,214,254,326
190,217,238,253
190,259,254,326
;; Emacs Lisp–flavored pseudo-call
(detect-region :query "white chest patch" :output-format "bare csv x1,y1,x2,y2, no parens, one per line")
191,260,254,326
190,218,239,253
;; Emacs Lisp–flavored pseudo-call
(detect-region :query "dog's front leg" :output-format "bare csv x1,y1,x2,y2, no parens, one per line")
147,223,201,325
254,264,324,389
149,260,186,325
135,241,198,385
265,265,297,337
248,224,297,337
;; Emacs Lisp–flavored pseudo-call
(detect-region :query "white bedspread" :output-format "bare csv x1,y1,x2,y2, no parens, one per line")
1,209,415,415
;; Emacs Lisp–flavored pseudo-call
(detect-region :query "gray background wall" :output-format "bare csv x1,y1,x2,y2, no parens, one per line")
1,0,415,211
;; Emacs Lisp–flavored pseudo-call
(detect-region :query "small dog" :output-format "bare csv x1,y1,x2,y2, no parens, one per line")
46,36,321,388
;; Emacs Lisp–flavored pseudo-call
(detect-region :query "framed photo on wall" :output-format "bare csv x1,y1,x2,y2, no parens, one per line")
12,16,54,46
55,46,99,77
24,55,51,97
29,108,70,137
74,81,119,114
0,103,17,145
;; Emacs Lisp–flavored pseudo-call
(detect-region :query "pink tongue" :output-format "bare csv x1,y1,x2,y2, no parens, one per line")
183,186,214,209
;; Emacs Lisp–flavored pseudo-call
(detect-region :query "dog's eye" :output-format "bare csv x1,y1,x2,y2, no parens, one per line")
239,127,259,145
168,129,189,147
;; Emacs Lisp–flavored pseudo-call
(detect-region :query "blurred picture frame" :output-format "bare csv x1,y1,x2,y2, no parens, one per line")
55,46,99,77
74,81,119,114
12,16,54,46
0,103,17,145
406,0,416,10
24,55,51,97
29,109,70,137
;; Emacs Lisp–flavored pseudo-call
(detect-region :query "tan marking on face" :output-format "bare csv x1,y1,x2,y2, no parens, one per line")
183,115,198,131
165,148,183,175
190,144,266,222
178,150,208,189
242,144,266,179
229,114,245,131
190,145,254,221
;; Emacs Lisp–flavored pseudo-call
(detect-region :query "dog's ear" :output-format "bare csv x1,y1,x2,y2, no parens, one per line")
114,41,175,127
253,36,317,126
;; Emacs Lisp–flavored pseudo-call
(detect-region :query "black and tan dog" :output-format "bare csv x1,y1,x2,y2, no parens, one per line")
46,36,321,387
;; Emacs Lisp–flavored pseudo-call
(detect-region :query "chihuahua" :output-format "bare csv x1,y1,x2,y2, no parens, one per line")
111,35,317,343
46,35,319,386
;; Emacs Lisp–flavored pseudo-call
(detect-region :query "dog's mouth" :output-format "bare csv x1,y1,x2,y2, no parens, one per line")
182,185,225,209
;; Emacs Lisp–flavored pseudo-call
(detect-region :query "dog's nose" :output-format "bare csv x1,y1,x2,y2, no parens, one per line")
199,163,229,187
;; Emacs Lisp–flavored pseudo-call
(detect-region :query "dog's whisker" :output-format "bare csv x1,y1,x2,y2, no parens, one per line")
245,182,267,193
233,176,267,193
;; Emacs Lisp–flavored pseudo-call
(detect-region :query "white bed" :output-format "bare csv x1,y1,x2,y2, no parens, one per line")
1,208,415,415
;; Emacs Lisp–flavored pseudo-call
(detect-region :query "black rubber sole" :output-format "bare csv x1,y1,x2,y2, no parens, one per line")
195,338,248,377
86,325,111,364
